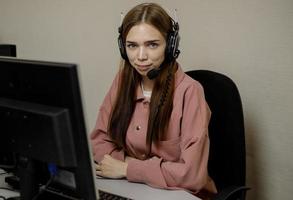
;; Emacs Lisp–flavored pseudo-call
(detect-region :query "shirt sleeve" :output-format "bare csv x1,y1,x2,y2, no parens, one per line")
126,82,213,194
90,73,125,162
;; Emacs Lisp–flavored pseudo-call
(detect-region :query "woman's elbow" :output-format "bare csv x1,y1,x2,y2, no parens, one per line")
180,173,207,192
167,168,208,191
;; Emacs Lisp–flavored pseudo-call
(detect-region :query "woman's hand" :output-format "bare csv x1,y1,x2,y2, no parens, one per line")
95,154,128,179
125,156,135,163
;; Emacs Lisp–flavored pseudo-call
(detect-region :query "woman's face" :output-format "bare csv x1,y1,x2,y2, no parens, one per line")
125,23,166,78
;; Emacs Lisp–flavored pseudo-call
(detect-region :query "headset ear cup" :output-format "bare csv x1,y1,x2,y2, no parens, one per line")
165,21,180,62
172,32,180,59
118,25,128,60
118,35,127,60
165,34,171,62
165,31,180,62
165,33,172,62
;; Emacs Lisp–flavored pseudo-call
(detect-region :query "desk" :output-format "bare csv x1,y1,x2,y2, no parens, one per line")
95,177,200,200
0,168,200,200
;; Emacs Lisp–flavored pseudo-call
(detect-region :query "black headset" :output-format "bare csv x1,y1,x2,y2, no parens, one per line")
118,19,180,63
164,20,180,62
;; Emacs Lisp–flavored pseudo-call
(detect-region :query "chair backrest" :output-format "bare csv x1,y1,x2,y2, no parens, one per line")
185,70,246,191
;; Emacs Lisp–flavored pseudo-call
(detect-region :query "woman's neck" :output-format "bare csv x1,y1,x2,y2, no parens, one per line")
142,77,154,91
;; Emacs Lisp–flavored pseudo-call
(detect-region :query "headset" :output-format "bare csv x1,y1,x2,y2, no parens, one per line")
118,19,180,77
164,20,180,63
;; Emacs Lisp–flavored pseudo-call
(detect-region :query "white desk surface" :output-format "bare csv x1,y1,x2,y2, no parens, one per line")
0,169,200,200
95,176,200,200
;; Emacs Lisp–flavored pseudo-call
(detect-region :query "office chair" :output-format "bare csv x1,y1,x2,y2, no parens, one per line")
185,70,250,200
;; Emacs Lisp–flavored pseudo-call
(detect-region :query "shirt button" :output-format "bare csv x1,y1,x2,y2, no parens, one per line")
142,154,146,158
136,125,141,131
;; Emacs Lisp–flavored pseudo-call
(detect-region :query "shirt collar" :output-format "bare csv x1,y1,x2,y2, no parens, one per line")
136,84,145,101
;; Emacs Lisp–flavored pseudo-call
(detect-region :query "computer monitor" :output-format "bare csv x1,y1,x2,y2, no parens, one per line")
0,44,17,171
0,44,17,57
0,57,98,199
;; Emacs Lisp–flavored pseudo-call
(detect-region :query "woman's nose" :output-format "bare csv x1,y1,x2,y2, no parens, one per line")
138,47,147,60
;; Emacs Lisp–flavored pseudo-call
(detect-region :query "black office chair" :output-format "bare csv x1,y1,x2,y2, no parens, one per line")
185,70,250,200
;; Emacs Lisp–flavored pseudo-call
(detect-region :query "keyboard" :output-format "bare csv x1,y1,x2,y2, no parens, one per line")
98,190,133,200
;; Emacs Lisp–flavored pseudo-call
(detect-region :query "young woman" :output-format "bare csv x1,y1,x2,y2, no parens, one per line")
90,3,217,198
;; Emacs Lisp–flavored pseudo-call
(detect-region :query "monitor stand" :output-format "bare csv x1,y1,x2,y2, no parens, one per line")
18,156,39,200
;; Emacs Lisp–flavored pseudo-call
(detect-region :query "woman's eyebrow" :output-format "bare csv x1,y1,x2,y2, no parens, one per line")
126,39,160,43
126,41,137,44
145,40,160,43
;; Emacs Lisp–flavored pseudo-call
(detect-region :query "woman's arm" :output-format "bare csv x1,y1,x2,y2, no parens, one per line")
90,73,125,162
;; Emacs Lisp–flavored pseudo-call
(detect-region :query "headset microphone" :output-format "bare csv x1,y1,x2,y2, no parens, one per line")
147,67,162,80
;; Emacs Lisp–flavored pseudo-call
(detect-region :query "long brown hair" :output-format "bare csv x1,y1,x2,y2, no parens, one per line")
109,3,178,155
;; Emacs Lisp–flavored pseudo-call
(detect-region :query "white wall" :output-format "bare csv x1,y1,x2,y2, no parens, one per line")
1,0,292,199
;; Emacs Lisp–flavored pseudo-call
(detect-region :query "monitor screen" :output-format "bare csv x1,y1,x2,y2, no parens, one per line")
0,57,98,199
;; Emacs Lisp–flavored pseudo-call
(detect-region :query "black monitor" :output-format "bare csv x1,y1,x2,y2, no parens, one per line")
0,44,17,171
0,44,17,57
0,57,98,199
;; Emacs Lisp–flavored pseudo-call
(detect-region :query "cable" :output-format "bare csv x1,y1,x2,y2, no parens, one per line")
31,175,55,200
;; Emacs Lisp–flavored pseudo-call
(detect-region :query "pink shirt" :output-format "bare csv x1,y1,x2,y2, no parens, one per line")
90,66,217,195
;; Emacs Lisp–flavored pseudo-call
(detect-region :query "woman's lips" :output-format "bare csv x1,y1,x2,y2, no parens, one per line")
136,64,152,71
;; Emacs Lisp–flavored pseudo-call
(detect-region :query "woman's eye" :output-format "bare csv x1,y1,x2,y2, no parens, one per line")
148,43,158,48
126,44,137,49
